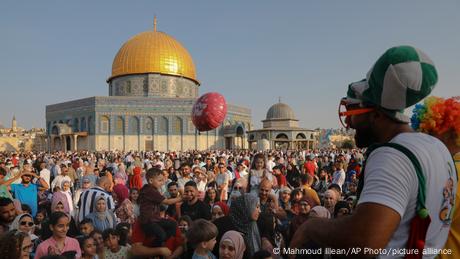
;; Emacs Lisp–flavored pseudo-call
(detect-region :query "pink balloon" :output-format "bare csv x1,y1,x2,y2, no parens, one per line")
192,92,227,131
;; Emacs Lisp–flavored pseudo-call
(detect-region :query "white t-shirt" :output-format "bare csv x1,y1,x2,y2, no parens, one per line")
358,133,456,259
39,169,51,189
332,169,345,190
267,160,276,172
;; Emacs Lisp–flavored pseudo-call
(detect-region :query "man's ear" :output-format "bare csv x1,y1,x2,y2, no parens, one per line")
369,109,385,125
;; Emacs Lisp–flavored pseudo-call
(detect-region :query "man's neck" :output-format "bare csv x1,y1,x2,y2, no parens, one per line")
376,123,414,144
188,198,198,205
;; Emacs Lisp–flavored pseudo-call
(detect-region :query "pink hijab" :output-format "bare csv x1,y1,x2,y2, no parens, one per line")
220,230,246,259
51,192,70,214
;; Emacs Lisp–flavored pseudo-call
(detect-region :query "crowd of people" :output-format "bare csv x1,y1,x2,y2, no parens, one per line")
0,46,459,259
0,147,364,259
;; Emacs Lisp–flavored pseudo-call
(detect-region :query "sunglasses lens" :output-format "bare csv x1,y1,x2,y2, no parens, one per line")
338,102,348,128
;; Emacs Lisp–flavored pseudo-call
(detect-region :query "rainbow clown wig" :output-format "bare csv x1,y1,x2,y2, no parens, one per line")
411,96,460,147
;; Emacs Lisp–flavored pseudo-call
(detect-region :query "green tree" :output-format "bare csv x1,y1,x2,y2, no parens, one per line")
341,139,355,149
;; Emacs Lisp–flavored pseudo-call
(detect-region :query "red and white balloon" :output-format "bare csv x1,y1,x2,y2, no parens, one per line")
191,92,227,132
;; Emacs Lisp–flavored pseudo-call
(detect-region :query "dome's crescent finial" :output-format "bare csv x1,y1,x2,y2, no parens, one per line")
154,15,157,32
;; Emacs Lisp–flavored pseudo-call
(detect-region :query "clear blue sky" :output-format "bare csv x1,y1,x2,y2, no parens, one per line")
1,1,458,130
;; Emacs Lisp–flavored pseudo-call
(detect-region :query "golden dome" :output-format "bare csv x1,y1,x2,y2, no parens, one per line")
109,29,198,84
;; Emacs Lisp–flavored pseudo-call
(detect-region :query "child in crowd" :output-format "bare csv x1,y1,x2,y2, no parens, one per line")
116,222,132,247
178,215,192,237
290,188,303,215
138,168,182,245
129,188,140,217
79,218,95,237
21,204,32,215
34,207,47,236
78,235,98,259
90,230,105,259
102,228,130,259
186,219,218,259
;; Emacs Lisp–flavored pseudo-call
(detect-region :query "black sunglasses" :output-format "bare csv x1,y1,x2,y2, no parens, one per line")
20,221,34,227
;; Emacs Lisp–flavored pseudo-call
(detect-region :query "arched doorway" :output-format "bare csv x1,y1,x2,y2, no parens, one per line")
53,137,61,151
275,133,289,150
235,126,244,149
66,136,71,151
296,133,308,150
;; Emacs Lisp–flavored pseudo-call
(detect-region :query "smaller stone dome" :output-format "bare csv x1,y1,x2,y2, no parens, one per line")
266,102,296,120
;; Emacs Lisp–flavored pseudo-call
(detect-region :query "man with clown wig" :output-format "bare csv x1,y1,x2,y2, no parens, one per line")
411,96,460,258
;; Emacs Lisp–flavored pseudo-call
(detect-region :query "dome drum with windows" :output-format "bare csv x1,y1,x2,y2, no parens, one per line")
107,18,199,98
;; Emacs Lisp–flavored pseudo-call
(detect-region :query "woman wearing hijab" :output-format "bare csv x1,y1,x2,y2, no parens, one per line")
309,206,331,219
113,183,135,224
219,230,246,259
60,179,74,217
114,167,128,186
227,177,247,207
229,194,261,258
85,195,117,232
10,213,39,257
289,197,312,242
10,213,39,241
41,192,79,240
211,201,229,221
129,166,143,190
333,201,351,219
73,175,92,222
213,194,261,258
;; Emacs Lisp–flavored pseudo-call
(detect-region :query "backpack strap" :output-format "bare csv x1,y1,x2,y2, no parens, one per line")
357,142,427,216
357,142,431,259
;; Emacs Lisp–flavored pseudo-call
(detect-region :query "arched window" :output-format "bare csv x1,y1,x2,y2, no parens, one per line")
145,117,154,134
80,117,87,132
88,116,93,134
73,118,79,132
115,116,124,134
129,117,140,135
158,117,168,134
51,126,59,135
126,81,131,94
171,117,182,134
236,126,244,137
296,133,306,139
100,116,110,134
276,133,289,140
